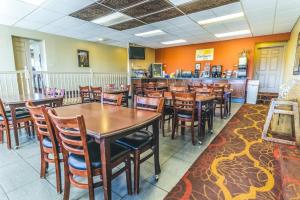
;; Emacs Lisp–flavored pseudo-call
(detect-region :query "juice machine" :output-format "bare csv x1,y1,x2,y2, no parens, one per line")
211,65,222,78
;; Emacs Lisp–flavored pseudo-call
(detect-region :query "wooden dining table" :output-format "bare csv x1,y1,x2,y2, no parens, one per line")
163,92,215,144
54,103,161,200
2,93,63,147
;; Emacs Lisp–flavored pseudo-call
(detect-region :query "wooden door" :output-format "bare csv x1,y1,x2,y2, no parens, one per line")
255,46,285,93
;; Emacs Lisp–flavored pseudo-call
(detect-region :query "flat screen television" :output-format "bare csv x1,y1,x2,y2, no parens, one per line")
129,47,145,59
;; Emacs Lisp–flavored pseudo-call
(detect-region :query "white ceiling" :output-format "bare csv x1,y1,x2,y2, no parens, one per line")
0,0,299,48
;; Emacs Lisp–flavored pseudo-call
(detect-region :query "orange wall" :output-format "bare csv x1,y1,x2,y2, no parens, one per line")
155,33,291,79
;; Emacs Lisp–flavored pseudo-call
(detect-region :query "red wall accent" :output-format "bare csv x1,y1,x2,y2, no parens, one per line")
155,33,291,79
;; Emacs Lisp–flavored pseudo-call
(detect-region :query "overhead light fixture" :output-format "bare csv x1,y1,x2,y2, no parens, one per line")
98,38,103,41
215,29,251,38
135,30,165,37
161,39,186,45
92,12,132,26
169,0,194,6
198,12,244,25
20,0,46,5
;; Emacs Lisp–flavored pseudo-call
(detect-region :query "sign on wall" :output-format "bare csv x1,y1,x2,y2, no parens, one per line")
195,48,214,61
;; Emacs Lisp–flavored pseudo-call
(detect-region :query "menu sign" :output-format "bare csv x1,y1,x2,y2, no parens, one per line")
196,48,214,61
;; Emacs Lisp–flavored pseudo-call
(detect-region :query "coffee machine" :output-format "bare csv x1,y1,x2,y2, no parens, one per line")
211,65,222,78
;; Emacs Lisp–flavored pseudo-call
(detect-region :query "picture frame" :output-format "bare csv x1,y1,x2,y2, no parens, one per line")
293,33,300,75
77,50,89,67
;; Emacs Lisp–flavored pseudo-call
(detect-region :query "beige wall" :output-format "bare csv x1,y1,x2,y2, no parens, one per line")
284,17,300,81
0,24,128,73
283,17,300,103
129,47,155,71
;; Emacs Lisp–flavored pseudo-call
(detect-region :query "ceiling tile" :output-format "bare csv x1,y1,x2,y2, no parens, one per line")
122,0,172,18
100,0,142,10
211,2,242,16
39,16,87,30
0,0,37,25
109,19,145,30
188,10,215,21
14,19,46,30
17,8,64,25
139,8,184,24
42,0,94,15
70,3,113,21
203,23,229,33
178,0,239,14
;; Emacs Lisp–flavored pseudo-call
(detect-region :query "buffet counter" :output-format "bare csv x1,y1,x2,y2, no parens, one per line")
131,77,247,101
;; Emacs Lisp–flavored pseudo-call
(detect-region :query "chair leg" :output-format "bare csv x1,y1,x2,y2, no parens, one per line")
181,121,185,135
6,127,11,150
133,151,141,194
220,102,223,119
40,154,47,178
191,122,195,145
13,127,19,148
63,170,71,200
171,116,177,139
0,129,3,144
125,157,132,195
161,118,165,137
88,179,95,200
54,157,62,193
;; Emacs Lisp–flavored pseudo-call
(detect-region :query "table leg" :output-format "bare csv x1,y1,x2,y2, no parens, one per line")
209,100,214,134
229,93,232,116
9,106,19,148
152,119,161,178
100,138,112,200
197,101,203,144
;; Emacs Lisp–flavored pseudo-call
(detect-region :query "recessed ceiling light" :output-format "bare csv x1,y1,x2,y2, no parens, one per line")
20,0,46,5
215,29,251,38
161,39,186,45
135,30,166,37
91,12,132,26
198,12,244,25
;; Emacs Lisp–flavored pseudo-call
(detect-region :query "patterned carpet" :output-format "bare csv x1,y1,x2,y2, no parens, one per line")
165,104,300,200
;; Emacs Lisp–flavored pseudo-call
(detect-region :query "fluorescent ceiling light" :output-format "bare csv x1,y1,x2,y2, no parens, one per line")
198,12,244,25
135,30,165,37
20,0,46,5
161,39,186,45
169,0,194,6
91,12,132,26
98,38,103,41
215,29,251,38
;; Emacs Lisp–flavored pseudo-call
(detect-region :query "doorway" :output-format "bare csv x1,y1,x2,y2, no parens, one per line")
12,36,47,94
254,43,286,93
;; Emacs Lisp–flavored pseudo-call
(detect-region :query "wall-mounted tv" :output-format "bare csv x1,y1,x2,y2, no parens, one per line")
129,46,145,59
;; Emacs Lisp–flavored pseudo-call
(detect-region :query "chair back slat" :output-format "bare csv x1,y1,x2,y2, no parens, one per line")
91,86,102,101
102,93,123,106
169,85,188,93
26,101,59,149
145,90,163,98
79,86,91,99
172,92,196,112
48,109,91,161
194,87,213,96
134,96,164,113
213,86,225,98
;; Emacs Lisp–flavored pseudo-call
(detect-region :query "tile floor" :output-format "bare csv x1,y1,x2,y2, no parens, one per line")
0,103,242,200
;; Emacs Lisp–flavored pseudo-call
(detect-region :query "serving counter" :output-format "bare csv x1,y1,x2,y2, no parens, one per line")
131,77,247,102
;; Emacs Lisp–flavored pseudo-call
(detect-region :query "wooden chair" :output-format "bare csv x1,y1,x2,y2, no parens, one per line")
102,93,123,106
116,95,164,194
120,84,131,107
79,86,91,103
26,101,62,193
90,86,102,102
213,86,225,119
0,98,33,149
143,82,156,95
169,85,188,93
47,109,132,200
172,92,198,145
156,82,168,91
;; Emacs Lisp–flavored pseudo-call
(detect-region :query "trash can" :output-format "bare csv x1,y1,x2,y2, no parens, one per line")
247,80,259,104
